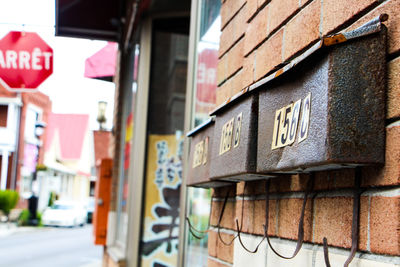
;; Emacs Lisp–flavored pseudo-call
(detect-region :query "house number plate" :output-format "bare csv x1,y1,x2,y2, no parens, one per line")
219,112,242,155
271,93,311,150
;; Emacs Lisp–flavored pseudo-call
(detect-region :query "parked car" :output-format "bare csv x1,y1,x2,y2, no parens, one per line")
42,201,87,227
85,198,95,223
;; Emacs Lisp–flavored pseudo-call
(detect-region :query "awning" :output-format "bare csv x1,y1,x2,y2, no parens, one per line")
84,42,118,81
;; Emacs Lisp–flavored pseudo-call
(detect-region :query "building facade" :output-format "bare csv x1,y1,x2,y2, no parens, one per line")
41,113,95,210
0,85,51,204
56,0,400,266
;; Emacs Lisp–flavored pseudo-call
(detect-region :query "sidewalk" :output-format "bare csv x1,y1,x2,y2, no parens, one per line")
0,222,42,237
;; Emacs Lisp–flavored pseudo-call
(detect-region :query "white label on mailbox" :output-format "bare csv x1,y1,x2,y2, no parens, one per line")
298,93,311,143
193,137,209,168
219,117,234,155
272,107,284,150
278,103,293,148
271,94,310,150
288,99,301,145
193,140,204,168
233,112,242,148
203,137,208,165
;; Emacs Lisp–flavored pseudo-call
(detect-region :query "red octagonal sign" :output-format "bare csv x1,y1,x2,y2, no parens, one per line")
0,31,53,91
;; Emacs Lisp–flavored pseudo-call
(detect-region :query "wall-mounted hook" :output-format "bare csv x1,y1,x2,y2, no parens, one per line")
217,187,237,245
234,181,268,253
186,216,209,239
186,194,214,240
235,218,267,253
323,167,363,267
264,175,314,259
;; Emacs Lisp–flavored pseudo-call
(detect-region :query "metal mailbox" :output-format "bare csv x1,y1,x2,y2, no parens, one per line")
187,117,233,187
209,94,273,182
257,30,386,173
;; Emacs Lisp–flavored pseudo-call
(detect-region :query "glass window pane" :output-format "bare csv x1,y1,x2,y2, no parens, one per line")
194,0,221,126
139,18,189,267
185,0,221,266
116,43,138,246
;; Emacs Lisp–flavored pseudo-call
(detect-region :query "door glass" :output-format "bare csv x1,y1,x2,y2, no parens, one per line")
116,43,138,247
139,18,189,267
185,0,221,266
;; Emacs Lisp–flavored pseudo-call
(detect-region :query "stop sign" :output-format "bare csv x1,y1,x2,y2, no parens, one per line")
0,31,53,91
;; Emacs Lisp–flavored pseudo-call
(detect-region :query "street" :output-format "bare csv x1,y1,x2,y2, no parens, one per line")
0,225,102,267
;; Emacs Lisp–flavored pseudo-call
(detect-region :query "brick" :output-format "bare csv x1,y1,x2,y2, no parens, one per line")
216,231,235,263
322,0,377,35
235,199,276,236
388,57,400,119
226,39,244,78
217,69,246,105
244,5,269,56
257,0,268,8
314,197,353,248
219,4,247,57
246,0,258,22
278,173,310,192
221,0,246,29
314,169,355,191
300,0,313,7
230,70,246,96
359,196,369,251
278,198,313,242
254,28,284,81
217,55,227,85
237,180,266,196
347,0,400,55
216,80,231,106
259,199,277,236
236,179,281,196
369,196,400,255
210,199,236,230
283,0,321,61
236,199,255,234
213,185,237,198
209,230,218,257
268,0,299,34
362,125,400,187
207,258,231,267
242,51,255,88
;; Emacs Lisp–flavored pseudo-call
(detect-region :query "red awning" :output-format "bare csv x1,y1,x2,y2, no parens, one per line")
84,42,118,82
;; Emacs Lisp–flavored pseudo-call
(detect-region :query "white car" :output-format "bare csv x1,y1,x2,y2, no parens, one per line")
42,201,87,227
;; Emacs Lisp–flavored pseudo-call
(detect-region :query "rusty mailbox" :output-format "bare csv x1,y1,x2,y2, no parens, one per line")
187,117,234,187
208,94,273,182
257,29,386,173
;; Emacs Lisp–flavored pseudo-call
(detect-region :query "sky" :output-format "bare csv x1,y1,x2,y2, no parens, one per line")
0,0,115,130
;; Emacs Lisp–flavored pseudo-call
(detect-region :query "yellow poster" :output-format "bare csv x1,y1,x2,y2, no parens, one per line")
140,134,184,267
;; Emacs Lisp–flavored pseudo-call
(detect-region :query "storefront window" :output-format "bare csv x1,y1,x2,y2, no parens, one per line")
116,44,139,247
185,0,221,266
193,0,220,125
139,18,189,267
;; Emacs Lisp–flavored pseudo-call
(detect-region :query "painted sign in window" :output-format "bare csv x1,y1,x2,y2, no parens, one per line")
140,134,183,267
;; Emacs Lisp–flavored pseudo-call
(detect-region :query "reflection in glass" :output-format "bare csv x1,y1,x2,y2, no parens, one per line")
185,0,221,266
116,44,139,246
194,0,221,126
139,18,189,267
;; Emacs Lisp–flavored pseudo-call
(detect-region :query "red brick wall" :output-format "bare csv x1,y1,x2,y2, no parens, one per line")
210,0,400,265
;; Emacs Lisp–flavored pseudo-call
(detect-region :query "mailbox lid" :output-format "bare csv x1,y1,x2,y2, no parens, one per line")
210,94,259,180
187,118,214,187
187,118,233,187
257,30,386,173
